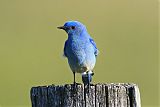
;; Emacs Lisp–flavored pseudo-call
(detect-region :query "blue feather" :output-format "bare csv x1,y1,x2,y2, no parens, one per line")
89,38,99,56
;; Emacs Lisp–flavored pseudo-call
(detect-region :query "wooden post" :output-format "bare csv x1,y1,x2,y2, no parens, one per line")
30,83,141,107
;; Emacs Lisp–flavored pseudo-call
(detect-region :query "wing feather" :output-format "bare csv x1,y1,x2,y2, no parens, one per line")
89,38,99,56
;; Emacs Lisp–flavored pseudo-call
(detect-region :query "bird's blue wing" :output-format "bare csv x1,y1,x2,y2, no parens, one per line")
89,38,99,56
63,41,68,57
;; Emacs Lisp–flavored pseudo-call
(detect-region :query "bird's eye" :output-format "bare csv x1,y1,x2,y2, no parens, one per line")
71,26,75,30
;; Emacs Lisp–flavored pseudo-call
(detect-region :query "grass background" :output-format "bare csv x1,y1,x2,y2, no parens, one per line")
0,0,159,107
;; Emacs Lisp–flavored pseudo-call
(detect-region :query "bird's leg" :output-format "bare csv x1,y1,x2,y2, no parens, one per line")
73,72,76,85
72,72,77,93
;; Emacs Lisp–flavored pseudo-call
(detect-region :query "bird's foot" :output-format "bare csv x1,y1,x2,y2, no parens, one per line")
89,83,94,86
73,82,81,85
71,82,78,95
72,82,81,88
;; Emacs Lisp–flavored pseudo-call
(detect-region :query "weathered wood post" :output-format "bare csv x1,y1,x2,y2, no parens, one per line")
30,83,141,107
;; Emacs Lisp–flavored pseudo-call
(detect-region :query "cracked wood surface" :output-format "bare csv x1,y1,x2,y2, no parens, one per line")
30,83,141,107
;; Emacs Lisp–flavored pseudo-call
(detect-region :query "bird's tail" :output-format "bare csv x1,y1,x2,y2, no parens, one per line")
82,71,94,92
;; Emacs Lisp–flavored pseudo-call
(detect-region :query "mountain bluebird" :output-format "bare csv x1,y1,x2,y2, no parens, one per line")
57,21,99,86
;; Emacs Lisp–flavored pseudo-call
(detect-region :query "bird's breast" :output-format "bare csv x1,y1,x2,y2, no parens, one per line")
67,39,86,60
67,38,95,61
65,37,96,73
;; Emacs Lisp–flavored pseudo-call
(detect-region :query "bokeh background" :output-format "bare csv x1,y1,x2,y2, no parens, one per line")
0,0,159,107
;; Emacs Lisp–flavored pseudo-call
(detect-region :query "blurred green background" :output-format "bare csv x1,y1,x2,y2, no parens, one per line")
0,0,159,107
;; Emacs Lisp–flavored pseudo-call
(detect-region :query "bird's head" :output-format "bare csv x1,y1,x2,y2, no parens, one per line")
57,21,86,35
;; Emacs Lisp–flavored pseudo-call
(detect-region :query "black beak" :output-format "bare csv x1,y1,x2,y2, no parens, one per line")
57,26,66,30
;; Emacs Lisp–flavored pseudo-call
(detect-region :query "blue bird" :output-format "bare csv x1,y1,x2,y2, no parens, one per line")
57,21,99,86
